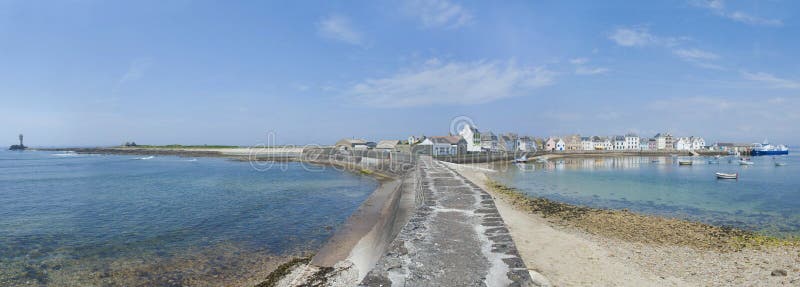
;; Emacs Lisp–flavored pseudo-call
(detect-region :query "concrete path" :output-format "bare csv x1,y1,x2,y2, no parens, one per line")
361,158,534,286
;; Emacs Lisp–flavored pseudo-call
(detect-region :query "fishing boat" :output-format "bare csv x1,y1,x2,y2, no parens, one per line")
739,160,754,165
678,160,693,166
751,139,789,156
716,172,738,179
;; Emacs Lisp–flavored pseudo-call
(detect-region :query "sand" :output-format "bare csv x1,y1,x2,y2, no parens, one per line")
449,163,800,287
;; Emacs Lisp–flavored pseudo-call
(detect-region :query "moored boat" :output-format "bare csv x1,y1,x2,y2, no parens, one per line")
716,172,738,179
678,160,693,166
751,139,789,156
775,162,787,167
739,160,754,165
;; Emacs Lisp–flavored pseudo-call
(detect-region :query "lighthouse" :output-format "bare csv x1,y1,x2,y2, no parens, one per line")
9,134,26,150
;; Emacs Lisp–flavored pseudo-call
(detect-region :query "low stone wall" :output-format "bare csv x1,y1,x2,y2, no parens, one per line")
284,149,418,285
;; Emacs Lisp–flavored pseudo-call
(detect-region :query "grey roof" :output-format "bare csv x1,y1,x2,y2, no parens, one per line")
614,136,625,141
430,136,463,145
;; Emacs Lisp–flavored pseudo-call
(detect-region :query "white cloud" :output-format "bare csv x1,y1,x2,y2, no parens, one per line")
569,58,588,65
741,71,800,89
672,48,719,61
575,66,610,75
404,0,473,29
317,14,363,45
608,27,659,47
119,58,153,84
347,59,555,107
692,0,782,27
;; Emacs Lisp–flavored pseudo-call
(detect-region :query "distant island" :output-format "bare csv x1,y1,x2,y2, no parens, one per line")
8,134,26,150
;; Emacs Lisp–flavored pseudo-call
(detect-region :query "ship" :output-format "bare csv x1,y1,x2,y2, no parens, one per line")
750,139,789,156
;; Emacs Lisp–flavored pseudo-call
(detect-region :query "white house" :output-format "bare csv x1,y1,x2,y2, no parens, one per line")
425,136,467,156
691,137,706,150
517,136,535,152
458,124,482,153
674,137,691,151
481,131,498,152
655,133,674,150
581,137,593,151
625,133,639,150
555,138,565,151
613,136,626,150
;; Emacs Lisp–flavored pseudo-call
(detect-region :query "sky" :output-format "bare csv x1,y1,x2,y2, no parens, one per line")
1,0,799,147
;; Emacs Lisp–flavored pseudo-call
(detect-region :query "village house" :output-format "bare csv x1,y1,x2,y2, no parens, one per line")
625,133,639,150
545,137,557,151
655,133,674,150
581,136,593,151
480,131,499,152
375,140,401,152
564,134,582,151
419,136,466,156
639,138,649,150
458,124,482,153
648,138,657,150
674,137,691,150
534,138,546,151
591,136,605,150
335,138,368,151
498,133,519,152
556,138,566,151
691,137,706,150
613,136,626,150
517,136,535,152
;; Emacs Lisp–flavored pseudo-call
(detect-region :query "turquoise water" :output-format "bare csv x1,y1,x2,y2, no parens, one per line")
490,153,800,237
0,150,377,286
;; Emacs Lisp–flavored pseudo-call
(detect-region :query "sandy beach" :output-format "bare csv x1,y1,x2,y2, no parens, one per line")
449,163,800,287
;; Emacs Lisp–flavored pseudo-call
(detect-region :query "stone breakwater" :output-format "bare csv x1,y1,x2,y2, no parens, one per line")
360,157,535,286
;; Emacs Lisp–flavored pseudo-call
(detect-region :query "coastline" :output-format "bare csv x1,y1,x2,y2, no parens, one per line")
449,163,800,286
40,146,415,286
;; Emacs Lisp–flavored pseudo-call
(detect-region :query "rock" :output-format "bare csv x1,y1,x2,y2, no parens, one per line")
771,269,787,276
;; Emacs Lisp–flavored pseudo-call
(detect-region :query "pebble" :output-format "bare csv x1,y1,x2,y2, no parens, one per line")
771,269,787,276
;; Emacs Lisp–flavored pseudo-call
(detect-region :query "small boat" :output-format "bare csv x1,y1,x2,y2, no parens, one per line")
678,160,693,166
513,155,527,163
707,160,718,164
775,162,786,167
716,172,738,179
137,156,155,160
651,160,660,163
739,160,754,165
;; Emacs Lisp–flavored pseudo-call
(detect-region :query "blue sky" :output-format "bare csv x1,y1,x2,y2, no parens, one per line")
1,0,798,147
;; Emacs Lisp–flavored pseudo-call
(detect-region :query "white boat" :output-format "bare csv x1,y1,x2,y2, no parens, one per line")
678,160,693,166
775,162,786,167
716,172,738,179
513,155,527,163
137,156,155,160
739,160,754,165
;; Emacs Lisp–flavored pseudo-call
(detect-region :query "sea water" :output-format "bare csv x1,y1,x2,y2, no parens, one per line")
490,153,800,237
0,150,377,286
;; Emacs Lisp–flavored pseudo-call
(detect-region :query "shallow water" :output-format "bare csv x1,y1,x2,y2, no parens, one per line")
490,153,800,237
0,150,377,286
